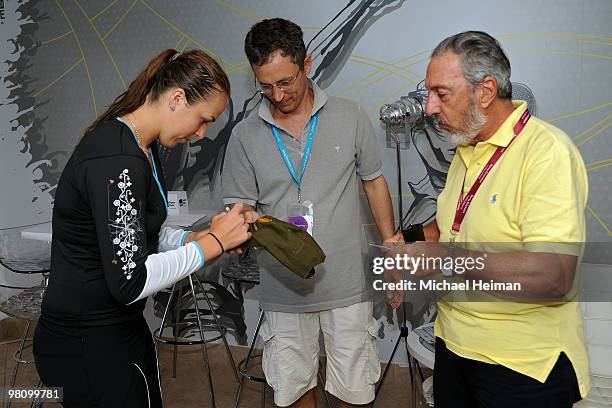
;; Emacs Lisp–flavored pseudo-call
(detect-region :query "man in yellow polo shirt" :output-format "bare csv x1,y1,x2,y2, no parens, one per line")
390,31,590,407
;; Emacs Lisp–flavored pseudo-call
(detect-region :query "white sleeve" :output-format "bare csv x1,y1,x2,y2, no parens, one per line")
158,226,190,252
127,241,205,304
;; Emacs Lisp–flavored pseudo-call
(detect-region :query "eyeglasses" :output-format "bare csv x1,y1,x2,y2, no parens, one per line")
256,69,301,95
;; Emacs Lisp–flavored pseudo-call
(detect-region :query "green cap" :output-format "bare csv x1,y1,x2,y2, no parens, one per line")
245,216,325,279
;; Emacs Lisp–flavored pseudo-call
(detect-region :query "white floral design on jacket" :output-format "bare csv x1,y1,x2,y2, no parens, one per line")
110,169,140,280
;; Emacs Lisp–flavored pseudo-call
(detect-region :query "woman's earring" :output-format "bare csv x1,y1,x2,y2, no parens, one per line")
170,105,176,112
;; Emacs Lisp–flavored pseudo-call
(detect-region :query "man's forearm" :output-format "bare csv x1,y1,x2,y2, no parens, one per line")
458,249,577,298
402,241,578,298
423,220,440,242
362,175,395,241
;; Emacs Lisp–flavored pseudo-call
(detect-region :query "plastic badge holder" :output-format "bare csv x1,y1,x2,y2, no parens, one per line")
167,191,188,215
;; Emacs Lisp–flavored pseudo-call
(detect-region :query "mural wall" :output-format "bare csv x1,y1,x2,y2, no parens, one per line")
1,0,611,360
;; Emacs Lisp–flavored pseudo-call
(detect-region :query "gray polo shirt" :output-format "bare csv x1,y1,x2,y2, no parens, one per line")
222,81,382,313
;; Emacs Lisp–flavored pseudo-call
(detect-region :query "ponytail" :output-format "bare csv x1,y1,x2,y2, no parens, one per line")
83,49,230,136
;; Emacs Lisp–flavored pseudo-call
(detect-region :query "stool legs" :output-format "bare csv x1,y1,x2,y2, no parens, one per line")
234,311,333,408
172,283,183,378
235,309,265,408
156,282,176,382
155,278,217,406
30,379,43,408
6,320,31,408
188,274,216,407
156,275,243,408
194,278,239,382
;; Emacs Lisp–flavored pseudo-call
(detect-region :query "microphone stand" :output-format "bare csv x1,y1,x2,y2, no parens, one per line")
374,122,417,406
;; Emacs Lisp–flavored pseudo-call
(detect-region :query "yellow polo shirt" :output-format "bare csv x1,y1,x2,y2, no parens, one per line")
435,101,591,397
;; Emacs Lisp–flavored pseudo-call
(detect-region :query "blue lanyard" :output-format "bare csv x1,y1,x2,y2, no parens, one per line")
115,117,168,210
271,112,319,203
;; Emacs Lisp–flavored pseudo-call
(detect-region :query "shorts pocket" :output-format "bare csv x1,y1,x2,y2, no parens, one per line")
366,318,381,384
259,319,280,391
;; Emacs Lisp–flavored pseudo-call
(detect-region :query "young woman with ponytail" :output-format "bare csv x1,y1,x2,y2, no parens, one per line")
33,49,250,407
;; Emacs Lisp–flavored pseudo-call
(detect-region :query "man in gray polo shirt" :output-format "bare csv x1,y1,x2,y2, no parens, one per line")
222,18,394,407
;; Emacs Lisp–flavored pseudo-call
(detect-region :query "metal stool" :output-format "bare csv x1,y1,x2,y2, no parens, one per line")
234,309,266,408
223,254,331,408
0,222,51,408
154,274,238,408
234,310,332,408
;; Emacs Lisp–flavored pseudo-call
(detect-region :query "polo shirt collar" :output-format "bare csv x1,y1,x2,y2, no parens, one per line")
456,100,528,165
485,100,529,147
258,79,328,126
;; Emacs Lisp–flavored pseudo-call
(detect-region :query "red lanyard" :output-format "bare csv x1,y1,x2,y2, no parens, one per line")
451,109,531,235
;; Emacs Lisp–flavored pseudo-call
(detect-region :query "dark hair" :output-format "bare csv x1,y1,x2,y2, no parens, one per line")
432,31,512,99
244,18,306,69
84,49,230,135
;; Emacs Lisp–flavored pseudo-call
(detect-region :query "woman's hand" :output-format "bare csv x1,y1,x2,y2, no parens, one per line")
207,203,252,252
184,229,208,244
226,205,260,255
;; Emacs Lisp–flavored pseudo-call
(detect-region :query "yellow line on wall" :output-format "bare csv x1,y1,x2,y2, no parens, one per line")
91,0,120,21
352,55,420,77
74,0,126,90
102,0,139,40
339,50,431,97
587,163,612,172
53,0,97,116
212,0,320,30
350,73,395,97
586,157,612,168
350,59,416,83
501,37,612,47
180,40,191,52
500,32,612,42
350,72,417,98
139,0,250,77
548,102,612,122
175,35,185,50
577,121,612,147
512,50,612,60
402,56,430,69
33,57,83,97
398,49,433,64
41,30,73,46
214,0,263,21
225,61,251,74
586,205,612,236
572,113,612,141
338,70,381,97
240,31,610,105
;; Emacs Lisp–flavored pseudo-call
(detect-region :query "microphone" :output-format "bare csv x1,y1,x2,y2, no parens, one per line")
379,89,428,128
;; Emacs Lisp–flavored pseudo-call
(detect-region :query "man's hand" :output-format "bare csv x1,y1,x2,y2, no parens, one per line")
242,209,260,224
381,238,449,309
394,241,446,278
383,233,405,309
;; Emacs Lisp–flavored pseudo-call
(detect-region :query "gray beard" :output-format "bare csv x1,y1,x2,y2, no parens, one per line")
439,105,487,146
